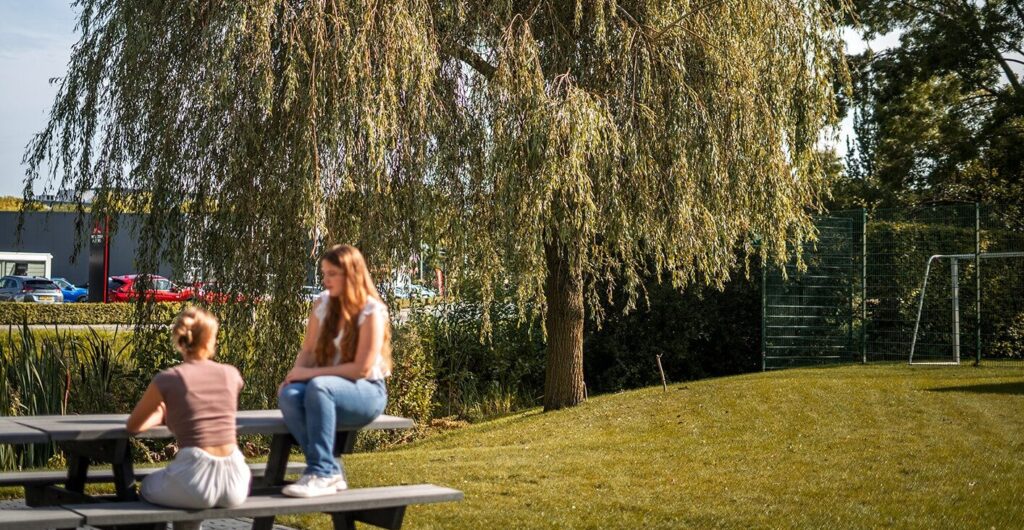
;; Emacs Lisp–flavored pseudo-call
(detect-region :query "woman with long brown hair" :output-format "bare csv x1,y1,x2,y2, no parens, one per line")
278,244,391,498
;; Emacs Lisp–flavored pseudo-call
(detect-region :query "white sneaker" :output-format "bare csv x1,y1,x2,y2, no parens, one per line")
281,474,347,498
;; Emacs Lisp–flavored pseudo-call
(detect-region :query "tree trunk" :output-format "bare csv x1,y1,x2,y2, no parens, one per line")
543,241,586,410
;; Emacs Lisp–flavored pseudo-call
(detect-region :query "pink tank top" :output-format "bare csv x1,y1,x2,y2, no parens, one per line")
153,360,244,448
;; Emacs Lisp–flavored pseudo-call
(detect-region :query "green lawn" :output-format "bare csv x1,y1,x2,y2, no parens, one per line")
285,364,1024,529
3,364,1023,528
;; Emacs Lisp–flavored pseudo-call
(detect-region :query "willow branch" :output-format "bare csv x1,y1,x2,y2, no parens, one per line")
442,41,496,79
653,0,728,42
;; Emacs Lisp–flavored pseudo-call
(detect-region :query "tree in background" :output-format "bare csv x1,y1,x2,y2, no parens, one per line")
843,0,1024,213
24,0,846,410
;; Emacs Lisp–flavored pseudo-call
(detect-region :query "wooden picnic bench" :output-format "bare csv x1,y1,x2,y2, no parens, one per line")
0,462,306,494
0,485,463,530
0,411,463,529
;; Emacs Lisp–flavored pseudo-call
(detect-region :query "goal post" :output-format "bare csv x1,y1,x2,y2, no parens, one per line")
909,251,1024,365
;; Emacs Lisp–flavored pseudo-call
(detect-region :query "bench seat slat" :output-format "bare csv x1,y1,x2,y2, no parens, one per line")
65,485,463,526
0,462,307,487
0,506,82,530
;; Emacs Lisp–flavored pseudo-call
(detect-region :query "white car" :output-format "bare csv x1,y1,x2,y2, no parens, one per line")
393,283,437,299
301,286,323,302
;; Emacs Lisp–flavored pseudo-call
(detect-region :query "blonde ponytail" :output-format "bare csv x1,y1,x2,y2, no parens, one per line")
171,307,219,359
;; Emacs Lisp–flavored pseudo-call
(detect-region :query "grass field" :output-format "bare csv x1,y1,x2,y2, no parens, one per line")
282,364,1024,529
3,364,1022,528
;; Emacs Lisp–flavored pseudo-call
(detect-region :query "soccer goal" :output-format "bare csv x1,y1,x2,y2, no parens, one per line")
908,251,1024,365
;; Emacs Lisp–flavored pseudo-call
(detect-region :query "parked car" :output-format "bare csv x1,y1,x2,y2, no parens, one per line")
377,280,438,300
107,274,194,302
393,283,437,299
409,284,438,298
51,277,88,302
192,281,259,304
0,276,64,303
301,285,323,302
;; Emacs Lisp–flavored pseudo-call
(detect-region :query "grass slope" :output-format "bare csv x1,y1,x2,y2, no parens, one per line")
283,364,1024,529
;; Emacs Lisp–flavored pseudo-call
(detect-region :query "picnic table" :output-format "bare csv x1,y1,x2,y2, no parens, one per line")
0,411,460,530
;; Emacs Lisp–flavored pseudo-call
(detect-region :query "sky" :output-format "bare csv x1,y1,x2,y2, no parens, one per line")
0,2,900,198
0,0,78,197
834,28,903,158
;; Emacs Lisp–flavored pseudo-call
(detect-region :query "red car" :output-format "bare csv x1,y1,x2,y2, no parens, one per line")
107,275,194,302
192,281,253,304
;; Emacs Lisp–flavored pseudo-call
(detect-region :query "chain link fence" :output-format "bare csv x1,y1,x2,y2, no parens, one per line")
763,204,1024,369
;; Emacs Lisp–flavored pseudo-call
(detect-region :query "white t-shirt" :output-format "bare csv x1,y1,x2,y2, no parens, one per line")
313,291,390,380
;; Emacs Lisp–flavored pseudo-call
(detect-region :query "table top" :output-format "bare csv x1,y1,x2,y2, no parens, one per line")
0,419,48,445
0,412,413,444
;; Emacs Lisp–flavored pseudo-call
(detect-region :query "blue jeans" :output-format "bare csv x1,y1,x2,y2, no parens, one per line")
278,376,387,477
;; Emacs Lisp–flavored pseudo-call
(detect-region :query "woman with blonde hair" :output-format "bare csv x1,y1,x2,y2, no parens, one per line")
126,306,249,528
278,244,391,498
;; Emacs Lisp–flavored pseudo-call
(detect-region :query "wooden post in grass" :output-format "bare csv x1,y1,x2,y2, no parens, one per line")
656,354,667,391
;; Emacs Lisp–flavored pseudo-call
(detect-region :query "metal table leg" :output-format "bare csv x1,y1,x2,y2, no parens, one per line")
252,433,294,530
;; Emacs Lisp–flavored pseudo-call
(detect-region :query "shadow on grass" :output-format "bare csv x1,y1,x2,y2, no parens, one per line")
928,381,1024,395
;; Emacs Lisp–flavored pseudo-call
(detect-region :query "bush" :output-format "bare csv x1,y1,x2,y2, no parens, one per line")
393,276,761,418
416,300,546,422
0,302,183,325
356,322,438,450
584,275,762,394
387,324,438,424
0,317,450,465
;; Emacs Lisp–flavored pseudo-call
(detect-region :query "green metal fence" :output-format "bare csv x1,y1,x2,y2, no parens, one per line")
762,216,859,369
763,203,1024,369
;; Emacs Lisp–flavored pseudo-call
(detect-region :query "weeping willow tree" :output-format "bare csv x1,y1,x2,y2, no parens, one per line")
25,0,847,410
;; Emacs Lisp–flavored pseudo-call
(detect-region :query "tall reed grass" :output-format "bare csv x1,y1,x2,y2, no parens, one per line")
0,347,14,470
2,324,67,468
72,327,134,413
0,324,137,470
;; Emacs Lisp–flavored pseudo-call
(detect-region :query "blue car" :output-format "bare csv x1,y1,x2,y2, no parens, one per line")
51,277,88,302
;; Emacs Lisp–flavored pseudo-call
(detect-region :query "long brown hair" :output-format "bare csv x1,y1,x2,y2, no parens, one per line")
314,244,392,372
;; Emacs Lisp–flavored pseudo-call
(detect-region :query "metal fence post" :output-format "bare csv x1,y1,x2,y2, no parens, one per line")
848,219,855,361
861,208,868,364
950,258,960,363
975,202,982,366
761,259,767,372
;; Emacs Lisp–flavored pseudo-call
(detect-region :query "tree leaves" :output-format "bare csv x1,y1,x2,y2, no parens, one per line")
844,0,1024,210
24,0,846,369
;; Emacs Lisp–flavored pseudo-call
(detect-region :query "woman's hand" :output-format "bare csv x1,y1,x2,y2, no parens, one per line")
284,365,316,384
278,363,311,394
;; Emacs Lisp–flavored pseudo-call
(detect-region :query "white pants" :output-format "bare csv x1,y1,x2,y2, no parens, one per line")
140,447,251,510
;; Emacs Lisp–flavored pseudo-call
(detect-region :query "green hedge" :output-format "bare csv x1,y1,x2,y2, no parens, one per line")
0,303,183,325
0,296,435,325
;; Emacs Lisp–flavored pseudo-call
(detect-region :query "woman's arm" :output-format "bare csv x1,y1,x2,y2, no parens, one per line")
294,300,322,369
279,301,323,392
126,381,166,434
287,308,386,381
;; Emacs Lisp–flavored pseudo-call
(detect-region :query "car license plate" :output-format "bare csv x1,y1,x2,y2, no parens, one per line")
38,296,54,302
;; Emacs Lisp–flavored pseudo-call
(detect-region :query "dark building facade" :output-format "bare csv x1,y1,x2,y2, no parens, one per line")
0,212,173,285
